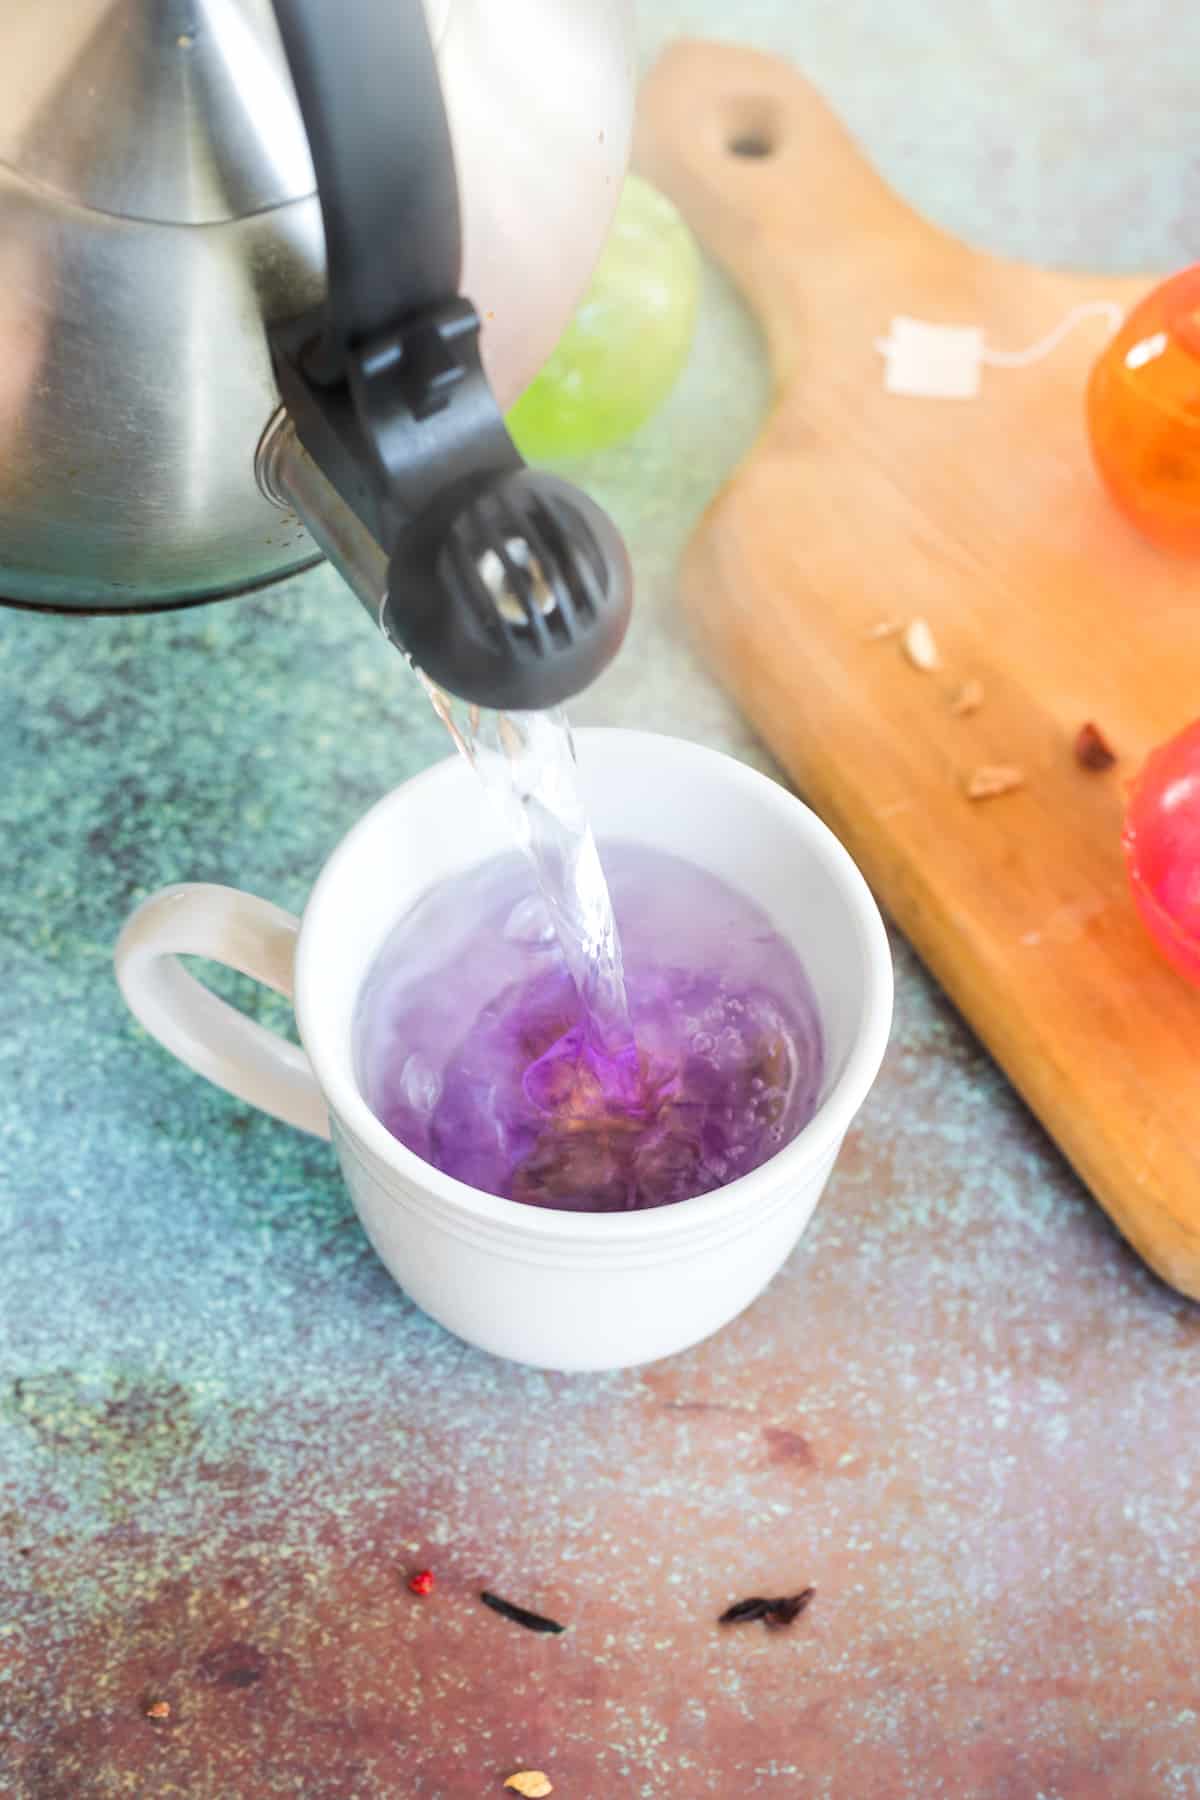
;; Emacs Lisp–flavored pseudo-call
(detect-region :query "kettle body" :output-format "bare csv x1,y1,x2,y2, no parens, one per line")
0,0,634,612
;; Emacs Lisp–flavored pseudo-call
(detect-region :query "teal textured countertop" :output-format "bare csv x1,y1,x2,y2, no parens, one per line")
4,4,1200,1796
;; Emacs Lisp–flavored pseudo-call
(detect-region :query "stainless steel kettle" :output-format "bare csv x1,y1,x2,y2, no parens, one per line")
0,0,635,707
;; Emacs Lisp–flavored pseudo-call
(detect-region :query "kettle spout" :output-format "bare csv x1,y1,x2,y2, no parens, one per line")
256,404,632,711
257,408,389,627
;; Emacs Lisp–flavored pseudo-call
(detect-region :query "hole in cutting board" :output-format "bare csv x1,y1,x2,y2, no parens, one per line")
723,96,782,160
728,129,775,158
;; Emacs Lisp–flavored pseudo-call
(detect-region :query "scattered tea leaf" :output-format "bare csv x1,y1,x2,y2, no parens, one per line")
764,1587,816,1627
965,764,1025,801
718,1596,773,1624
1074,721,1117,771
719,1588,815,1628
480,1591,566,1635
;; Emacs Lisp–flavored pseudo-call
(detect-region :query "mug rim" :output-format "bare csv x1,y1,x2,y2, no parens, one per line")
295,728,893,1242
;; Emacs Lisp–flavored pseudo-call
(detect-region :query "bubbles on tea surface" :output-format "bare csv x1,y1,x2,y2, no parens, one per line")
422,956,812,1212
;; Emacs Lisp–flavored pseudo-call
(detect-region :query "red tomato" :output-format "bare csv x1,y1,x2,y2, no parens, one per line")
1123,718,1200,983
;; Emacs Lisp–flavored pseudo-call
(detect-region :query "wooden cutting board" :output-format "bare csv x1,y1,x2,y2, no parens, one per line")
635,42,1200,1298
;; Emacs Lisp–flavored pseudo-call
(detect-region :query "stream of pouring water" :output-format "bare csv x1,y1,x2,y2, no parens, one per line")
419,677,636,1067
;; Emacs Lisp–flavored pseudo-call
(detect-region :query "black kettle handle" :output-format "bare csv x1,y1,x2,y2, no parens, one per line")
270,0,461,377
267,0,634,711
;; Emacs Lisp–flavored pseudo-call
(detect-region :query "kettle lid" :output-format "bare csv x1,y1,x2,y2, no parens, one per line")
0,0,328,225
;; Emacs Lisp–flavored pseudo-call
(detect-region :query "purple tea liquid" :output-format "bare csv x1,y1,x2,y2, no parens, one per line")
356,842,824,1213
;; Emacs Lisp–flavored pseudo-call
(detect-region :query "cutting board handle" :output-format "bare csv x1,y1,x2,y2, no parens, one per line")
632,42,1200,1299
635,43,925,342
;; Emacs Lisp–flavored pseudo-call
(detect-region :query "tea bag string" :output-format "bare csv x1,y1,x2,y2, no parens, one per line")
873,300,1124,399
871,300,1124,369
979,300,1124,367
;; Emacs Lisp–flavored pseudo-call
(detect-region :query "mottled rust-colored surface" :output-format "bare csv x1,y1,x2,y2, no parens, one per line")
5,1051,1200,1799
3,2,1200,1795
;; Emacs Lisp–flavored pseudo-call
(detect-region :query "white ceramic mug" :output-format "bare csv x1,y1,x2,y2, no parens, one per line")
115,729,892,1371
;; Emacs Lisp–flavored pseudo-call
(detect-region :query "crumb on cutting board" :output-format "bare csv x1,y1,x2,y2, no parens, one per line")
965,765,1025,801
1074,721,1117,771
902,618,940,671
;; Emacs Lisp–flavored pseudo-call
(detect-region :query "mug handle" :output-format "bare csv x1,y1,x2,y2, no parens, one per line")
114,883,330,1139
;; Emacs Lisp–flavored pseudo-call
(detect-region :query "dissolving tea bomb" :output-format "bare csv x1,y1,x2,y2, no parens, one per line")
1087,265,1200,553
355,843,824,1213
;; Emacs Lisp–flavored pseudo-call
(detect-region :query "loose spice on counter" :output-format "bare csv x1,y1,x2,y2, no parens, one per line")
719,1587,815,1629
1074,721,1117,771
408,1569,435,1596
504,1773,554,1797
718,1597,774,1624
762,1589,816,1627
480,1591,566,1635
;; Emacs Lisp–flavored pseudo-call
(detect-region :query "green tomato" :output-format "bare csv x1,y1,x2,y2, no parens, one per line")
506,174,700,460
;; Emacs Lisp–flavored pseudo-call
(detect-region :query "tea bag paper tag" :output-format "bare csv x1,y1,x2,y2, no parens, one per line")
875,302,1124,399
877,316,984,399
